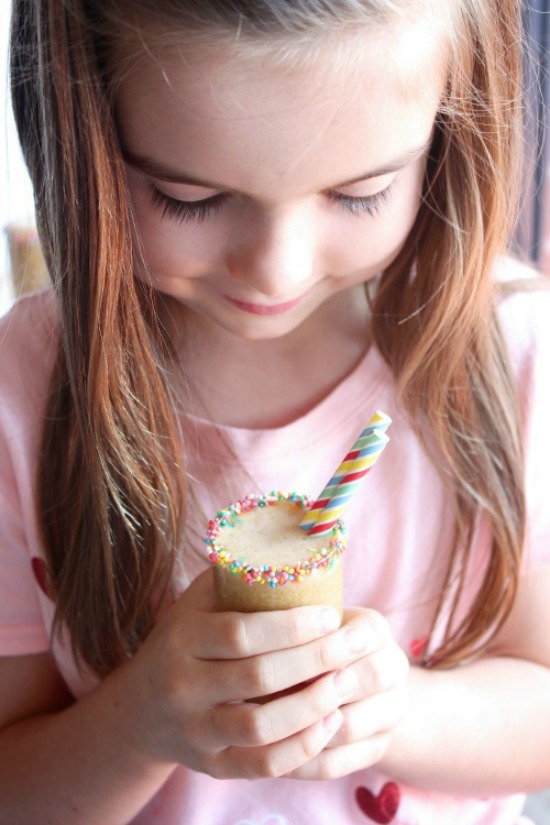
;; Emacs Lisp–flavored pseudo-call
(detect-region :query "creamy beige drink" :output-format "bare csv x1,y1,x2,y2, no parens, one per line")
206,492,347,618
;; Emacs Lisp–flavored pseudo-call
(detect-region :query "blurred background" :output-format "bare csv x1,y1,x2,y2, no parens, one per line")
0,7,47,314
0,3,549,822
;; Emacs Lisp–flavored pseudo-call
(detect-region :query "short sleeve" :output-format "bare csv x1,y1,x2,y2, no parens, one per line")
0,292,57,656
499,280,550,573
0,441,50,655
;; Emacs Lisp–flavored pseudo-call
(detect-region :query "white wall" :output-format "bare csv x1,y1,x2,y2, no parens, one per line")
0,6,35,314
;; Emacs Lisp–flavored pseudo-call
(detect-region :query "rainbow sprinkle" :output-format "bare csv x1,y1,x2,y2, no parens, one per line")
205,491,347,587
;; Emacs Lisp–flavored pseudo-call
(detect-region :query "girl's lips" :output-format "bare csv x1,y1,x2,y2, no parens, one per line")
223,294,305,315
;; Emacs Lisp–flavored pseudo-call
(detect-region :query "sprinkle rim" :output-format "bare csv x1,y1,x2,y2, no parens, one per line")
205,491,347,588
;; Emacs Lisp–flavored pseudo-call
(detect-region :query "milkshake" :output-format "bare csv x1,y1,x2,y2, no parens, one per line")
206,492,347,619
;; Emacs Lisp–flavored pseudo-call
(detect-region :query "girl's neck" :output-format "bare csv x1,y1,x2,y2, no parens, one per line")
166,285,371,429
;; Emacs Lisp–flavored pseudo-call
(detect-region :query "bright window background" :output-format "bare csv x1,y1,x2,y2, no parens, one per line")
0,9,35,315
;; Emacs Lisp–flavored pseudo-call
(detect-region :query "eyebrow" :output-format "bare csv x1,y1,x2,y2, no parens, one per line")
121,138,432,192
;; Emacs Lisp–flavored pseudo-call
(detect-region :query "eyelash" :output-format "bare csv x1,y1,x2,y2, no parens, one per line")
149,187,228,223
327,187,393,217
148,183,393,224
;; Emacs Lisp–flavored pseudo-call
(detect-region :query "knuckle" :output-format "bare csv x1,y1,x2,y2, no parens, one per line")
284,609,304,646
336,712,351,743
315,687,339,721
298,725,325,764
363,655,390,694
258,728,323,779
203,755,225,780
320,761,338,781
365,642,409,695
317,636,338,672
238,706,273,747
223,615,251,656
245,656,275,697
365,610,391,644
254,749,286,779
315,750,339,781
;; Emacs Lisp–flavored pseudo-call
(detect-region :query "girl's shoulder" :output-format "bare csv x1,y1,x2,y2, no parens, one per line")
0,286,58,345
0,288,59,414
495,256,550,353
494,260,550,449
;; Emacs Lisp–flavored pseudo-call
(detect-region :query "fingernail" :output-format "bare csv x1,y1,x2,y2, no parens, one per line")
323,710,343,735
333,669,357,698
319,607,341,634
345,627,369,654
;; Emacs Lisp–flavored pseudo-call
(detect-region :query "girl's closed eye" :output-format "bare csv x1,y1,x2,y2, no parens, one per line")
327,184,394,217
149,186,229,223
148,180,395,224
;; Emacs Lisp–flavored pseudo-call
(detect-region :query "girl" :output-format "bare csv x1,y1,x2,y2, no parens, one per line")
1,0,549,823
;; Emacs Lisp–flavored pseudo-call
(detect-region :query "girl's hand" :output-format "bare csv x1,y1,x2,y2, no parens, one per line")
286,607,409,780
123,572,378,780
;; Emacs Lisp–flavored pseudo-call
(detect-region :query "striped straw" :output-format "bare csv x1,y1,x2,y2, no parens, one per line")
301,411,392,536
300,411,391,531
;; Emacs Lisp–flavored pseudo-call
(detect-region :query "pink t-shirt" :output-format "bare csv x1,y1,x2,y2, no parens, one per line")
1,268,548,825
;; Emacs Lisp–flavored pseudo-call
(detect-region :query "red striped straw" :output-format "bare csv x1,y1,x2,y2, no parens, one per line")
301,411,391,536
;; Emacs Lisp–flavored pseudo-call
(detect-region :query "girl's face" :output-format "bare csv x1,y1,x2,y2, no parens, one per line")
116,22,447,341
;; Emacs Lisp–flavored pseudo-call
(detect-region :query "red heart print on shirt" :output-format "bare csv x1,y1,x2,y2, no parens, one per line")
355,782,401,824
31,557,55,601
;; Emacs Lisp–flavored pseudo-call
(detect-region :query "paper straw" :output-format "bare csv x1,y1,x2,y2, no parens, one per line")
301,411,392,536
300,411,391,531
300,410,391,530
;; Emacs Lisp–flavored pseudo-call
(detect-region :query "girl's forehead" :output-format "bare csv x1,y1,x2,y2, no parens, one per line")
115,21,446,194
117,15,447,115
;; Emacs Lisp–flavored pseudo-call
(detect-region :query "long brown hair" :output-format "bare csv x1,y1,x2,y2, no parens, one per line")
372,1,526,665
11,0,186,675
10,0,526,675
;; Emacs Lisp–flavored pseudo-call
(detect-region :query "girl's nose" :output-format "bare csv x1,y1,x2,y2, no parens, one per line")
226,206,316,298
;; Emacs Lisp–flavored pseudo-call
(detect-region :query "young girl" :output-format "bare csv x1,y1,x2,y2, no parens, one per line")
1,0,549,822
